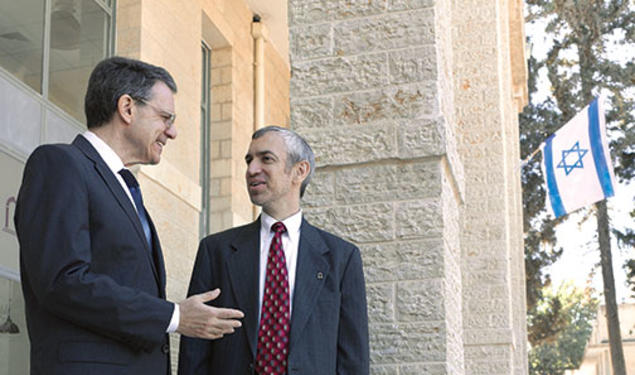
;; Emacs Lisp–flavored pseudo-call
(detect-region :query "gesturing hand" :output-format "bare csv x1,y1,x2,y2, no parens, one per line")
176,289,244,339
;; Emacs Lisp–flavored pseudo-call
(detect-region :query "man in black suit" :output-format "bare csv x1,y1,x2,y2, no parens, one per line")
178,126,369,375
14,56,244,375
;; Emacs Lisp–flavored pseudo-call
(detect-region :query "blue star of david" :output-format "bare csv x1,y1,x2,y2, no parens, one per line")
556,141,588,175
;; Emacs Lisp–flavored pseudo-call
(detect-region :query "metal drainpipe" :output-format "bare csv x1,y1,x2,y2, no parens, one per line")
252,15,266,131
252,15,266,220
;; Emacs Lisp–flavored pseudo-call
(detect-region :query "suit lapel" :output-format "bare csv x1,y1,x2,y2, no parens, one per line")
289,220,330,349
147,214,165,295
72,135,161,286
227,219,261,358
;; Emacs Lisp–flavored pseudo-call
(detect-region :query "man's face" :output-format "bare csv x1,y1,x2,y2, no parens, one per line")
245,132,300,215
129,81,177,165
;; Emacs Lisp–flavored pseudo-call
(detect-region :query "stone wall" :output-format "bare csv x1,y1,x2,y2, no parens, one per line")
289,0,466,373
452,0,527,374
289,0,527,374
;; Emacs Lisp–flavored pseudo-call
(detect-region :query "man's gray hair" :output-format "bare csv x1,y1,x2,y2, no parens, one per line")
252,126,315,198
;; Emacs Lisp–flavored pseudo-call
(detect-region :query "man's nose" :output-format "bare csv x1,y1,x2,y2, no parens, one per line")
246,161,261,175
165,123,177,139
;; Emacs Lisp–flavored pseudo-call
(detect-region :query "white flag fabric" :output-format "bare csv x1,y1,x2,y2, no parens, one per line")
540,98,616,218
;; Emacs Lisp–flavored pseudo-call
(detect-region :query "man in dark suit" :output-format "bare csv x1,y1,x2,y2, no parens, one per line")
14,57,244,375
178,126,369,375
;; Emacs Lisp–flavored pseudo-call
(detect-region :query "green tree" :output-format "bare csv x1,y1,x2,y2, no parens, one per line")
528,283,599,375
521,0,634,356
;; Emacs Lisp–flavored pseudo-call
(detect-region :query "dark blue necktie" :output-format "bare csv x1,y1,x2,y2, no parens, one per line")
118,169,152,249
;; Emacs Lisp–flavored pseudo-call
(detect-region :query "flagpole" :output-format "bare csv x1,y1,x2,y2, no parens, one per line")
583,93,626,375
597,198,627,374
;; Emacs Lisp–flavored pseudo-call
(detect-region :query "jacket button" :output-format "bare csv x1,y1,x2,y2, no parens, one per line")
161,343,170,354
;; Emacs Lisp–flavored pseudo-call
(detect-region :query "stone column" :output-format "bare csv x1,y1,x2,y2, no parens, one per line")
288,0,465,373
452,0,527,374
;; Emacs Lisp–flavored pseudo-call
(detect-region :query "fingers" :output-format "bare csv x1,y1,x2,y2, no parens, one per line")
215,307,245,320
192,289,244,318
176,290,245,340
197,288,221,303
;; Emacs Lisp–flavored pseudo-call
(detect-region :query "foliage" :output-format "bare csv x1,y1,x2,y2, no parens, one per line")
528,283,599,375
522,0,634,345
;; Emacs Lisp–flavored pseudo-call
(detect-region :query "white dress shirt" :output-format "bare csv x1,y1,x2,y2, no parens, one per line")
258,210,302,322
82,131,180,333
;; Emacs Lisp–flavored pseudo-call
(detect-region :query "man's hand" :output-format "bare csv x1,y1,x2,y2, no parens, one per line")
177,289,244,339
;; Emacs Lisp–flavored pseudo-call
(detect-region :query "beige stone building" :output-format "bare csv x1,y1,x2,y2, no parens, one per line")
0,0,528,374
566,303,635,375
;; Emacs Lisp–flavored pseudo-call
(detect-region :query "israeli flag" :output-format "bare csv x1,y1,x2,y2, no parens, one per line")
540,98,616,218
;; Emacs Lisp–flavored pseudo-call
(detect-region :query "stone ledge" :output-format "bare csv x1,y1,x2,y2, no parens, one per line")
463,329,514,346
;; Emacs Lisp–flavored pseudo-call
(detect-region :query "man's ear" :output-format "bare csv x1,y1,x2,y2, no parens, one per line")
117,94,135,125
293,160,310,183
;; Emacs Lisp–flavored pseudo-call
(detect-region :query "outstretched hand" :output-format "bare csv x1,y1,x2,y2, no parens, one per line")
176,289,244,339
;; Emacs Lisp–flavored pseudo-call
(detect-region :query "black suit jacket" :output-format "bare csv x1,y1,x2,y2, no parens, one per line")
14,135,174,375
178,218,369,375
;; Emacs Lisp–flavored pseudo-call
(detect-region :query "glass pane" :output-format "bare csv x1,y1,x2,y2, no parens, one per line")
0,0,45,93
200,44,211,238
0,277,29,375
48,0,110,123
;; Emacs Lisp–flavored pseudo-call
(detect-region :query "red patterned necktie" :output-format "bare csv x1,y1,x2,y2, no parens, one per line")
255,221,290,375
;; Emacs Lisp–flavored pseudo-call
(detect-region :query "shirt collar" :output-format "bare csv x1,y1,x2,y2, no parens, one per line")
82,130,126,174
261,210,302,239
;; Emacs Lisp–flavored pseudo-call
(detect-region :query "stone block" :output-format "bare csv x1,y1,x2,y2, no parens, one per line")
209,177,221,196
334,83,437,125
395,199,443,240
466,360,511,375
463,343,512,361
388,46,437,84
464,270,508,287
290,96,334,131
463,314,489,330
220,139,232,158
400,363,447,375
489,312,511,328
289,0,388,25
370,321,446,363
367,283,395,323
291,53,388,97
303,123,397,166
301,169,336,208
397,119,446,158
289,23,333,60
464,329,513,346
211,47,232,67
334,10,434,56
335,161,441,205
304,203,394,243
221,103,233,121
370,365,399,375
361,239,444,283
396,279,444,321
387,0,435,11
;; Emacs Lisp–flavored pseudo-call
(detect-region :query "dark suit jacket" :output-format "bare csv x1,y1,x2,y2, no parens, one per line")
178,218,369,375
14,135,174,375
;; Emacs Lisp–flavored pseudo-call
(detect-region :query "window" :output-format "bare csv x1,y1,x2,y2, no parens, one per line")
0,0,46,93
0,0,115,123
200,42,211,238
